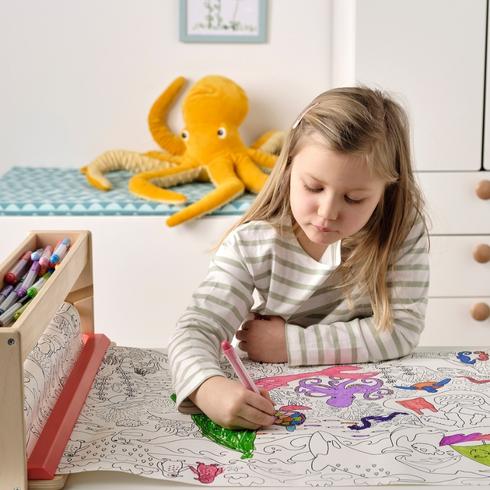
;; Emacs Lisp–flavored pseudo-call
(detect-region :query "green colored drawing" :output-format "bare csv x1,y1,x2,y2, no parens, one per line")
452,444,490,467
191,413,256,459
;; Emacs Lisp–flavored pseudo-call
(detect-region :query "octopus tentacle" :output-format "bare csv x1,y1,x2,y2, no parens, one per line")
166,158,245,227
144,151,184,164
80,150,176,191
128,164,203,204
246,130,285,171
246,148,277,171
148,76,187,155
234,153,269,193
251,130,285,155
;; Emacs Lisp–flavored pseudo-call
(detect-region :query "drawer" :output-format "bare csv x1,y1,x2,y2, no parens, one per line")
429,236,490,296
417,172,490,234
421,297,490,346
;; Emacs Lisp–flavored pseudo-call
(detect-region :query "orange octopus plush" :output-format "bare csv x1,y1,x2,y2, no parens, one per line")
82,75,283,226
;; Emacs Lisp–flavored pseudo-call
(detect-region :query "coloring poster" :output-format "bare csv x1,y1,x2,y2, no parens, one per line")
53,345,490,486
23,303,83,457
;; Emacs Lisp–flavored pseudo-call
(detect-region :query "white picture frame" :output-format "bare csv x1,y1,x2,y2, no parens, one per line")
180,0,268,43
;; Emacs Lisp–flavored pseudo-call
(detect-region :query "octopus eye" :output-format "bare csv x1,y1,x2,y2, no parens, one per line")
181,130,189,140
217,127,227,139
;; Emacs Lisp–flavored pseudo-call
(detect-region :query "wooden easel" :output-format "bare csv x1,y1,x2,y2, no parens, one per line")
0,230,97,490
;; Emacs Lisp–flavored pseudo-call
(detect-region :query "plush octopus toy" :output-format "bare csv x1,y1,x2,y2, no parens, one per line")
81,75,284,226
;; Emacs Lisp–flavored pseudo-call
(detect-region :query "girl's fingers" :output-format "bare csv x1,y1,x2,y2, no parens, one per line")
244,391,276,416
230,416,262,430
239,402,276,428
259,388,274,404
235,329,248,341
238,341,248,352
242,320,252,330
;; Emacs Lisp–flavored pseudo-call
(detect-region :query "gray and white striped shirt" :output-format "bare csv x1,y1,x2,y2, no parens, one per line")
168,217,429,411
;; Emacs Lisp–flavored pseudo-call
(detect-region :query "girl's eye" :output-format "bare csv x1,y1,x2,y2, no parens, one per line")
217,127,227,138
181,130,189,140
304,184,323,193
345,196,363,204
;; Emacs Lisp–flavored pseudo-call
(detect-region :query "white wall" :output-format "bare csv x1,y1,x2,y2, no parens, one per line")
0,0,332,175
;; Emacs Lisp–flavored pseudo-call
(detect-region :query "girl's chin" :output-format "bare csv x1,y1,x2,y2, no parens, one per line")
307,232,338,246
308,227,340,241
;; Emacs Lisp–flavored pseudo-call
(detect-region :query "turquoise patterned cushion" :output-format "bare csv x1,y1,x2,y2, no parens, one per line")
0,167,254,216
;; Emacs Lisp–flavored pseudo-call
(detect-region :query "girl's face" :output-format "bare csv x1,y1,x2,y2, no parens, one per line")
289,135,386,260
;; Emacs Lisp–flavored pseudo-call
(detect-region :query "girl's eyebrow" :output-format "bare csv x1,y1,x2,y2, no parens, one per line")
305,173,371,192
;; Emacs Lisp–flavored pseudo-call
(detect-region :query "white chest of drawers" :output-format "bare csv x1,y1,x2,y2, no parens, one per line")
420,173,490,345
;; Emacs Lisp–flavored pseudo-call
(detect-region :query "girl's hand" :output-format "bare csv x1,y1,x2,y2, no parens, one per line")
236,314,288,363
189,376,276,430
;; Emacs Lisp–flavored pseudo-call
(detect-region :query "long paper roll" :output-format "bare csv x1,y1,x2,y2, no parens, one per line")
23,302,83,457
55,347,490,486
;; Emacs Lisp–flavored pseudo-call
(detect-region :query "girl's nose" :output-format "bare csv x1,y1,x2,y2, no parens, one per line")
317,194,339,220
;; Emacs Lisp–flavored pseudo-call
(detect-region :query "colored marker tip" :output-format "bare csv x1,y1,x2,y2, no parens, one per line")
4,272,17,284
221,340,232,351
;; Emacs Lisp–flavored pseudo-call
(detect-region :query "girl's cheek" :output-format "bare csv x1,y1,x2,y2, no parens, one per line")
310,195,321,209
300,195,310,210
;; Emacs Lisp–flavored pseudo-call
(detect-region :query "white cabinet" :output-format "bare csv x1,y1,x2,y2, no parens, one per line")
412,174,490,343
353,0,486,171
336,0,490,344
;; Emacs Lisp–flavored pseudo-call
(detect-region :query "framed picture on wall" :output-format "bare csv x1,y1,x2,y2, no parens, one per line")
180,0,268,43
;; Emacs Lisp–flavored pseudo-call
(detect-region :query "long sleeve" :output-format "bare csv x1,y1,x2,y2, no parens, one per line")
285,217,430,366
168,230,255,412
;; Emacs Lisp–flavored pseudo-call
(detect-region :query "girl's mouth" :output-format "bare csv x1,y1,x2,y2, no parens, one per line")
313,224,336,233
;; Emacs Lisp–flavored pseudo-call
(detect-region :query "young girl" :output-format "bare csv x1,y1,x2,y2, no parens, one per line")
168,86,430,430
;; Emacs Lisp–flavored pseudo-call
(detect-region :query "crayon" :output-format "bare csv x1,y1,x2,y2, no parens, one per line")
13,300,32,321
0,296,29,327
17,261,40,298
4,251,31,284
0,284,14,304
27,271,52,298
0,280,26,314
50,238,70,265
38,245,53,275
31,248,44,261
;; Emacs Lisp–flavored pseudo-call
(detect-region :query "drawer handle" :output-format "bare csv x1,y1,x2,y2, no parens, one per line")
475,179,490,200
470,303,490,321
473,244,490,263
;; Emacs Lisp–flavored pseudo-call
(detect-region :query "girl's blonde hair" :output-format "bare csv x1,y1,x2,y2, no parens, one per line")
228,86,428,331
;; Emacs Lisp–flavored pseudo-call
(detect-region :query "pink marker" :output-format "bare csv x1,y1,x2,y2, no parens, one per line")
221,340,260,394
38,245,53,275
